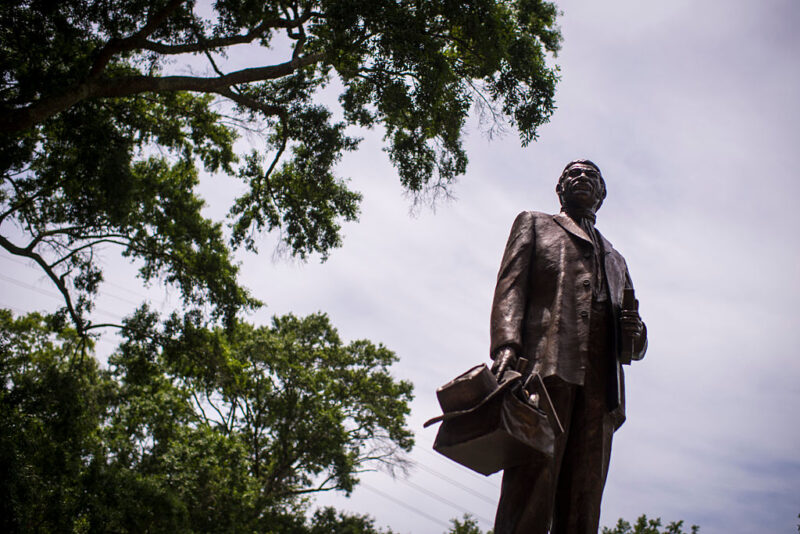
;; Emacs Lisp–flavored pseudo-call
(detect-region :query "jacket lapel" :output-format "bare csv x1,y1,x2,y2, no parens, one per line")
552,213,593,245
596,229,613,256
597,229,624,308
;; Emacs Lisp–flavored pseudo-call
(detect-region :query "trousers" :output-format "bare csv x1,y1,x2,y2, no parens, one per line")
493,300,615,534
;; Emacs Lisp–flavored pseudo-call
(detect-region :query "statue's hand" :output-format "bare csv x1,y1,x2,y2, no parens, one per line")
491,347,517,381
621,309,643,339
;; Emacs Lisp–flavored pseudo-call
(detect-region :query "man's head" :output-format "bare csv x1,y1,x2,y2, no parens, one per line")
556,159,606,213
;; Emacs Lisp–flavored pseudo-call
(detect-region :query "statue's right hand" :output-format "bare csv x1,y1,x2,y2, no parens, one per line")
491,347,517,380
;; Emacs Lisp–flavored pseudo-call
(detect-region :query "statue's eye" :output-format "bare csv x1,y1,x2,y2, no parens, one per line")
568,167,598,179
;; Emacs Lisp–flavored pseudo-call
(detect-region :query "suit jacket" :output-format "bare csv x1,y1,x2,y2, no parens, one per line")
490,211,647,428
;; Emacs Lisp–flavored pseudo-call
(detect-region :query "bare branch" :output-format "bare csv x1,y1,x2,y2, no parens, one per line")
191,390,212,426
205,390,232,432
24,225,94,251
48,237,131,269
281,473,340,496
215,87,285,118
83,322,125,331
0,233,84,331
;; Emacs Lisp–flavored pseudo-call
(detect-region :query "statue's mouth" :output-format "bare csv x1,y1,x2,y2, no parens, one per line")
571,181,593,194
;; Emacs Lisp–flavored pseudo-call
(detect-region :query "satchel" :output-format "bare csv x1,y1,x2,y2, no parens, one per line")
424,364,561,476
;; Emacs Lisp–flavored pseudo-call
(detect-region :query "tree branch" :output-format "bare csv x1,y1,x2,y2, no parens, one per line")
3,53,324,134
191,390,212,426
25,225,94,252
130,11,318,56
83,322,125,331
281,473,340,496
0,176,67,225
215,87,285,118
90,0,188,77
48,237,132,269
205,390,231,432
0,233,84,331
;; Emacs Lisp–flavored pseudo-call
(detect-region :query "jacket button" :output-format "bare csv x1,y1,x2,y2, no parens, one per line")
583,279,591,287
580,310,589,318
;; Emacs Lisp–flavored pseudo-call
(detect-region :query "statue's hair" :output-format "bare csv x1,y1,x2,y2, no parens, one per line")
557,159,606,209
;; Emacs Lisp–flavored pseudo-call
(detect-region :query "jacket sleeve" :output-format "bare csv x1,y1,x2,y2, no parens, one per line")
490,211,536,357
625,269,648,360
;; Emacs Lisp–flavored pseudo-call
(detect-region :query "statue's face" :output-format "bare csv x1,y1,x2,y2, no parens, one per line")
557,163,604,211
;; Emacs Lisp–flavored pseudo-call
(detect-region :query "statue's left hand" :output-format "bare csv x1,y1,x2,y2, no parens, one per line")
620,310,643,339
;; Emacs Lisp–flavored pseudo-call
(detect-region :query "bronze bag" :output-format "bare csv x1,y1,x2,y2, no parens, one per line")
424,364,561,476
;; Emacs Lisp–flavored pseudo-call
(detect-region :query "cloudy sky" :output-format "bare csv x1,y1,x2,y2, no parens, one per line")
3,0,799,532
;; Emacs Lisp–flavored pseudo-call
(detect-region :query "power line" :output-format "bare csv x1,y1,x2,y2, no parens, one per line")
0,271,62,300
418,444,501,493
360,482,451,530
395,475,494,526
0,253,164,305
409,458,497,505
0,272,123,321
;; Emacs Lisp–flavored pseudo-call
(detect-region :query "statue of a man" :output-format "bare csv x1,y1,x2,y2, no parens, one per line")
489,160,647,533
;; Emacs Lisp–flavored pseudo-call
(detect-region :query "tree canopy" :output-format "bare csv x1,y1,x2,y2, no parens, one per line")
446,514,491,534
0,0,562,334
602,515,700,534
0,308,413,532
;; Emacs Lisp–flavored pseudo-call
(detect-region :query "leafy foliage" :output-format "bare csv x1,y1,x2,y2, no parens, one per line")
0,310,113,532
602,515,700,534
0,0,562,333
0,308,412,532
446,513,492,534
305,507,397,534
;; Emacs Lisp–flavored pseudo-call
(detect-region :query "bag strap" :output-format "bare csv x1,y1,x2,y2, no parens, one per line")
522,373,564,435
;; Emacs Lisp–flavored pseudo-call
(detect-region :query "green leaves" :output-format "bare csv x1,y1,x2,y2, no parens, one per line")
602,515,700,534
157,311,415,500
231,98,362,259
0,311,112,532
1,0,562,333
1,89,247,331
1,309,413,532
446,513,489,534
116,308,414,518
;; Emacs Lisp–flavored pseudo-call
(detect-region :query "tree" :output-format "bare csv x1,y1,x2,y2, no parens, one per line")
0,310,114,532
602,515,699,534
0,0,562,334
306,507,397,534
446,513,492,534
0,308,413,532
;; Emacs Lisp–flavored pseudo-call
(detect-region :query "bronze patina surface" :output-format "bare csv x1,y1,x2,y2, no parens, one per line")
489,160,647,534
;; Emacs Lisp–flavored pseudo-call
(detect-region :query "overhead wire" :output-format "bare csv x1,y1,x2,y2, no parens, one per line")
418,442,501,493
0,253,155,307
0,272,126,320
407,457,497,505
360,482,452,530
392,474,494,526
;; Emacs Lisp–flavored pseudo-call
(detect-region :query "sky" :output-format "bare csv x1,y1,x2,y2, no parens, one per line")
2,0,800,532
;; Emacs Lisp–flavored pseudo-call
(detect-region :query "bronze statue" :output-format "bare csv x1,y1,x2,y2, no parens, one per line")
489,160,647,534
